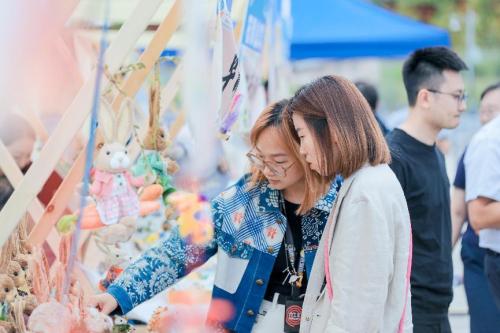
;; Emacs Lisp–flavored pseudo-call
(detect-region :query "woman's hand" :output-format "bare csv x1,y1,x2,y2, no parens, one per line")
87,293,118,315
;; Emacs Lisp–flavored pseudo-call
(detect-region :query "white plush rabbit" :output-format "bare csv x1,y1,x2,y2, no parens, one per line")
89,98,143,226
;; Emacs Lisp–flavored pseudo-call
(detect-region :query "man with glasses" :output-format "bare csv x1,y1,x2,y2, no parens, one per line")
386,46,468,333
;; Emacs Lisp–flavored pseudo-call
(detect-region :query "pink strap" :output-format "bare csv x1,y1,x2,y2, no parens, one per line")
324,222,333,300
323,222,413,333
398,225,413,333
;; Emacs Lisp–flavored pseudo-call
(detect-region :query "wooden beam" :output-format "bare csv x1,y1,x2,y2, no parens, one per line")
169,109,186,139
0,0,166,247
161,62,185,138
161,62,184,111
111,0,182,110
17,110,50,142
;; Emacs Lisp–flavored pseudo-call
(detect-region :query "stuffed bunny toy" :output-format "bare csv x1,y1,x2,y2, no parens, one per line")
6,261,29,297
90,98,144,226
132,78,178,204
57,186,162,234
0,274,17,310
6,260,37,321
98,246,133,292
51,98,163,233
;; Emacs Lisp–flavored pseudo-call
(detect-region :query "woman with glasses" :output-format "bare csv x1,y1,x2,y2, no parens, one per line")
88,99,341,333
288,76,413,332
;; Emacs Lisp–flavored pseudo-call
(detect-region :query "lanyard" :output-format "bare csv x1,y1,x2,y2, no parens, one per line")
281,196,305,295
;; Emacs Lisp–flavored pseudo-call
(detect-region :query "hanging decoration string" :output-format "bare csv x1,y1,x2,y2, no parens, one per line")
62,0,111,301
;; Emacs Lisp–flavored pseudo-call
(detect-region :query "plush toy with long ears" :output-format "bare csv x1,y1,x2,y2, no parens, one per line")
132,68,178,205
57,98,163,240
89,98,143,226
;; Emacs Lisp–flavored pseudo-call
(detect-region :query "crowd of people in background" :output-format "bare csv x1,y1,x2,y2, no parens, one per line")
357,50,500,333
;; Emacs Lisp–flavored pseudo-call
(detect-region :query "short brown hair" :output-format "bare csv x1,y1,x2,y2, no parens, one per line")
249,99,322,214
289,75,390,182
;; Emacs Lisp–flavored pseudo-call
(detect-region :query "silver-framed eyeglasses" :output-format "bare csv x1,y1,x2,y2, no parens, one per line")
246,151,295,177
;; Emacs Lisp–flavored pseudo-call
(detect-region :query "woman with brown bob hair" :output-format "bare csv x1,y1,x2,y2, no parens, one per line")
89,99,342,333
288,75,413,332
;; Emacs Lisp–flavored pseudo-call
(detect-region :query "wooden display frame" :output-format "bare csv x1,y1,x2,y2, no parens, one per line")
0,0,182,249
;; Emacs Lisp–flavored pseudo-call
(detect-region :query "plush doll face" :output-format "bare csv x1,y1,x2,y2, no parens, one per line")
6,261,26,288
13,254,31,284
144,127,170,152
104,247,132,268
13,255,29,272
0,274,18,304
95,142,131,173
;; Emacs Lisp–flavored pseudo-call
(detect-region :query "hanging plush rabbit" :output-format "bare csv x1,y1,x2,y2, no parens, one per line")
132,71,178,205
90,98,144,226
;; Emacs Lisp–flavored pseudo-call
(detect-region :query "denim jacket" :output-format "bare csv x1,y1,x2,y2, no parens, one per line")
107,174,342,332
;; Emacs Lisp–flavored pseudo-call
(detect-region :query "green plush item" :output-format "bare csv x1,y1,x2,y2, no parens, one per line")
56,215,77,234
133,151,175,202
0,302,9,321
112,324,132,333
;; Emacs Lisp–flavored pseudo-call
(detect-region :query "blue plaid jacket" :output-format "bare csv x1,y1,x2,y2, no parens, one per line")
108,174,342,332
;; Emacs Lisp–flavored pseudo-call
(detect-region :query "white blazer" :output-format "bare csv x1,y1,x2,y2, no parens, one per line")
300,164,413,333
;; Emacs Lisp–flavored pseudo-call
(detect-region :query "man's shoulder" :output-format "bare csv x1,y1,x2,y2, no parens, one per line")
386,130,410,156
387,140,411,171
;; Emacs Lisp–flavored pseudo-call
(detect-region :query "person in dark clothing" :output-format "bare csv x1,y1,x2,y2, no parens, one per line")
386,46,468,333
354,81,389,135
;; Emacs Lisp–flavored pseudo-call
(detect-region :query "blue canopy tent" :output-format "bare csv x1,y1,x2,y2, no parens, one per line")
289,0,450,60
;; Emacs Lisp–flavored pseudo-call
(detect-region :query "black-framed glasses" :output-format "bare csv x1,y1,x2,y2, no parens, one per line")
246,151,295,177
427,89,468,105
